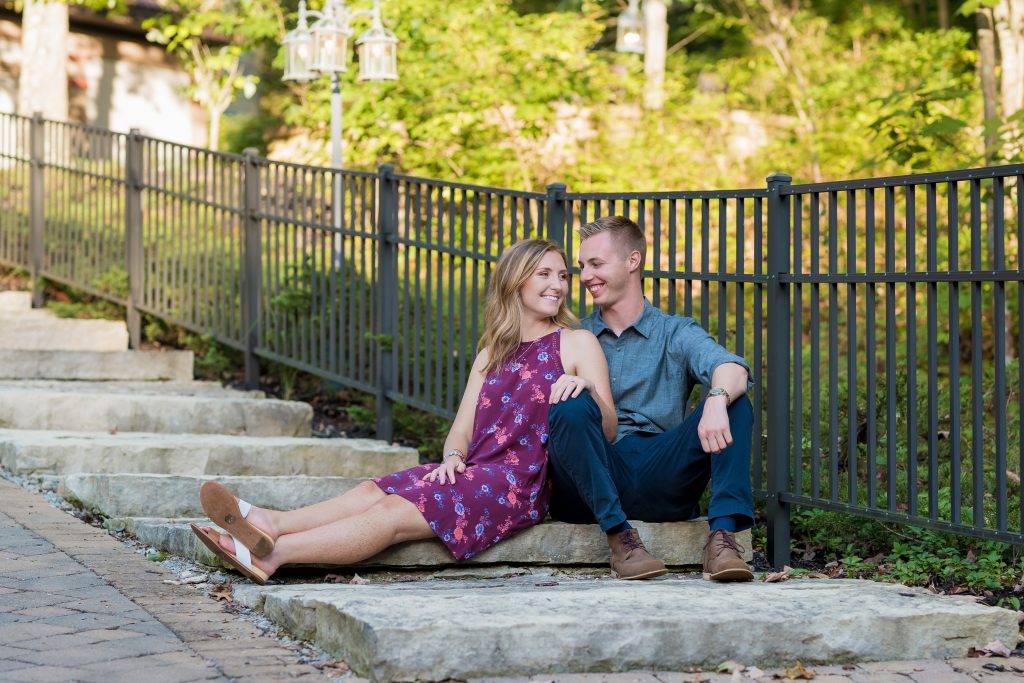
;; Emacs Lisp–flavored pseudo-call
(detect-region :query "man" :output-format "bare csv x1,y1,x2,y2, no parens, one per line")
547,215,754,581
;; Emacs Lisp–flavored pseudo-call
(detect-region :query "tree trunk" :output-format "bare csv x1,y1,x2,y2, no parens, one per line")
17,0,68,120
643,0,667,111
208,111,221,151
938,0,950,29
977,8,1001,164
992,0,1024,131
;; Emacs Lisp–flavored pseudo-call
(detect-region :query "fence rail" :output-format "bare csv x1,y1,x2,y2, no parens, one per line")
1,112,1020,566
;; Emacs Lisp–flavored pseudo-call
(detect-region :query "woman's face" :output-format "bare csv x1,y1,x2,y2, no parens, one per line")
518,250,569,322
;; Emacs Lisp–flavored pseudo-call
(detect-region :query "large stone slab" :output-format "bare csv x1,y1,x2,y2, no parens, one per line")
0,291,31,312
0,388,311,435
121,516,738,568
230,576,1021,681
62,473,365,518
0,379,259,397
0,317,129,351
0,430,416,478
0,350,194,381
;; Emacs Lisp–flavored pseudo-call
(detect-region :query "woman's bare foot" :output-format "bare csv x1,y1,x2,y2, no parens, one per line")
213,528,279,577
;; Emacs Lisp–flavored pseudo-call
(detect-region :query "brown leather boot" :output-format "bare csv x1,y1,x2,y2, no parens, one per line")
608,528,668,580
702,529,754,582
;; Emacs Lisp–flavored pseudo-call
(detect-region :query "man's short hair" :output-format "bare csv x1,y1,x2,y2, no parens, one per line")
578,215,646,269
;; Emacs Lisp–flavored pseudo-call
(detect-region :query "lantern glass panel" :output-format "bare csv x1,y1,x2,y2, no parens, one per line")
312,21,350,73
615,10,644,54
356,27,398,81
284,30,315,81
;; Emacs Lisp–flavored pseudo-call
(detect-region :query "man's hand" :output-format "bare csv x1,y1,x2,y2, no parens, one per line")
423,455,467,485
697,395,733,454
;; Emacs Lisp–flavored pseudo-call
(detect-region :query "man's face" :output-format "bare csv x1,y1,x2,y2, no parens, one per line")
578,231,636,308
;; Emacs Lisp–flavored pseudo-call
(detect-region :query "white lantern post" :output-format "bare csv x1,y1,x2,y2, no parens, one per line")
282,0,399,169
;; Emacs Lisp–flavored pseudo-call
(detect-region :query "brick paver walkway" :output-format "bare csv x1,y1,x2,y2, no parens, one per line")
0,477,332,682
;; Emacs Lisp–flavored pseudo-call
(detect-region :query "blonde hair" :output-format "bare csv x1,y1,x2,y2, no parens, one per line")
578,215,647,270
478,239,578,374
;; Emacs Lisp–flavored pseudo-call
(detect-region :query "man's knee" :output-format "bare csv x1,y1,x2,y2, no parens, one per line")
548,392,601,430
727,395,754,430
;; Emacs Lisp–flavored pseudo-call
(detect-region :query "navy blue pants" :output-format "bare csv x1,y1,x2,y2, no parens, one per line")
546,392,755,532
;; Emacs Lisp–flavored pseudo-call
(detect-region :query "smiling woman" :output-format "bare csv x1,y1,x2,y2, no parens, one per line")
191,239,616,584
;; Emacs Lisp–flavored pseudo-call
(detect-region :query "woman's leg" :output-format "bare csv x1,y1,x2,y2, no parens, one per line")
241,480,389,543
217,493,434,577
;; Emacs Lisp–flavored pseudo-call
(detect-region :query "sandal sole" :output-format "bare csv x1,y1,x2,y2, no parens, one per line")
199,481,274,557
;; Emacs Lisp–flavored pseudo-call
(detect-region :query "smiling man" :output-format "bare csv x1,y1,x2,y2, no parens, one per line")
547,215,755,581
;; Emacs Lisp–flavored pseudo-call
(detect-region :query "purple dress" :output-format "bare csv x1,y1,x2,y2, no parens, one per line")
373,328,564,560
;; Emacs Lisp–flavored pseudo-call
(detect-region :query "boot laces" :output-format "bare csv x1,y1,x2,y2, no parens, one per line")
707,530,745,558
620,529,645,552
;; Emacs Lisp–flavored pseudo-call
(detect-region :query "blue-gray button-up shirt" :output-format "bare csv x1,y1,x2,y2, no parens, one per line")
582,301,751,443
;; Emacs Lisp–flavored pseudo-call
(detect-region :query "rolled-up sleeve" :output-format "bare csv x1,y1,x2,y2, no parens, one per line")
670,317,752,389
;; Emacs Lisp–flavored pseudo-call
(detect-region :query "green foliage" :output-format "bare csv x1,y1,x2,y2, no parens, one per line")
793,507,1024,595
182,333,238,380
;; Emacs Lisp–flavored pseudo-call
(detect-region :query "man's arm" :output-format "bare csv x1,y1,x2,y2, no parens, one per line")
696,362,749,454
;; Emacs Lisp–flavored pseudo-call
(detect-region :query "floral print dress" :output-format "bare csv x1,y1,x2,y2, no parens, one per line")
373,328,563,560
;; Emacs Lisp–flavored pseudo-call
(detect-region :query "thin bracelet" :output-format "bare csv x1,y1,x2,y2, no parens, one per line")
444,449,465,462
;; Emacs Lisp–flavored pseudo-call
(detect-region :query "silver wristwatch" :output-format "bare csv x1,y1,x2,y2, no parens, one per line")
707,387,731,403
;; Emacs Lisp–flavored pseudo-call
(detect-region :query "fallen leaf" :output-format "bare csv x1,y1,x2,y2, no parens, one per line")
350,573,370,585
745,665,766,679
973,640,1012,657
783,661,815,679
764,566,793,583
208,584,233,602
804,572,830,579
716,660,744,674
315,659,350,674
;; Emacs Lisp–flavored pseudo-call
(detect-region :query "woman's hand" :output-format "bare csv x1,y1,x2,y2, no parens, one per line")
423,453,467,485
549,373,592,404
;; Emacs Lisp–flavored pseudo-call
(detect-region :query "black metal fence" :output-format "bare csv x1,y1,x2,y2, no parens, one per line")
0,112,1020,565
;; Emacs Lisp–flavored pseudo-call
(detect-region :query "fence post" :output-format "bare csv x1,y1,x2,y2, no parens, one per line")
124,129,143,348
242,148,262,389
545,182,567,248
29,112,44,309
376,163,398,442
765,171,793,570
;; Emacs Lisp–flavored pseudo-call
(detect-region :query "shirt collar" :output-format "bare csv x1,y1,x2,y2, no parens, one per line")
592,299,656,339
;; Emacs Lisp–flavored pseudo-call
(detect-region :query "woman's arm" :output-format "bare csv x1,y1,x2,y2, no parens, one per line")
553,329,618,442
425,349,489,484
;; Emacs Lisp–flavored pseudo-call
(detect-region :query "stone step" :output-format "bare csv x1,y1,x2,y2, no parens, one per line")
62,473,365,518
0,388,311,435
117,513,736,568
0,350,194,381
0,291,31,312
0,431,416,478
0,317,129,351
0,380,260,397
228,577,1020,681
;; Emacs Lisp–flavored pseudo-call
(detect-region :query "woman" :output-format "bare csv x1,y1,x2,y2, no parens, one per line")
192,239,617,584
